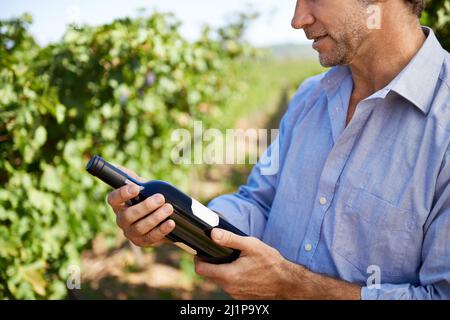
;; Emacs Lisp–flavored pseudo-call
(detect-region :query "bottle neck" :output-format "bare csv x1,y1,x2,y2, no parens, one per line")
100,162,143,189
86,155,142,189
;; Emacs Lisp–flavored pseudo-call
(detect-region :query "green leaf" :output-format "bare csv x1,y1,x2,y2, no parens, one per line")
40,166,62,192
34,126,47,147
55,104,66,124
19,263,47,297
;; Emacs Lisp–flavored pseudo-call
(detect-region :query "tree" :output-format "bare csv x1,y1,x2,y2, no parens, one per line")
0,12,255,299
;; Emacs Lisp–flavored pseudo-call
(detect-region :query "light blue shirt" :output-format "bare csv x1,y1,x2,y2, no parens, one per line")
207,27,450,300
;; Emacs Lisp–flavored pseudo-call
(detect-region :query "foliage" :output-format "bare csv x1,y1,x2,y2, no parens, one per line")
0,12,256,299
422,0,450,51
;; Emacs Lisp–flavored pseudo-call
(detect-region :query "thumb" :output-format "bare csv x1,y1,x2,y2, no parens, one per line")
211,228,257,253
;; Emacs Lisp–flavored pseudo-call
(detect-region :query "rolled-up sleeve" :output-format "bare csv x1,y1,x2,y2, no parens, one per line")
362,150,450,300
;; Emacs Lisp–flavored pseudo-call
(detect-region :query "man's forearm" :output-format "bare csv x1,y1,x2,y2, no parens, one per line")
281,260,361,300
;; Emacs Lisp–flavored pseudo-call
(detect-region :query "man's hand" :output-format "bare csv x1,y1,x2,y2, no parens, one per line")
195,228,361,300
195,228,291,299
106,166,176,247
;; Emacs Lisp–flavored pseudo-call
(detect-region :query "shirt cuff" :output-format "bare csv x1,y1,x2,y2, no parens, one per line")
361,286,379,300
361,283,415,300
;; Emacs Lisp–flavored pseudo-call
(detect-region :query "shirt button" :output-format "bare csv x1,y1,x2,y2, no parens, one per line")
319,197,327,205
304,244,313,252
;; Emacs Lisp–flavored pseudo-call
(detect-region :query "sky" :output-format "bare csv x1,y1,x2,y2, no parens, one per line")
0,0,309,47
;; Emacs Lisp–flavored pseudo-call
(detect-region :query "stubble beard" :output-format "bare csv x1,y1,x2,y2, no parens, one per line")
318,10,370,67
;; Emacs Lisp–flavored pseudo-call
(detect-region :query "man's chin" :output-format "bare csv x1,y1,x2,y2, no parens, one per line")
312,38,345,67
318,53,340,68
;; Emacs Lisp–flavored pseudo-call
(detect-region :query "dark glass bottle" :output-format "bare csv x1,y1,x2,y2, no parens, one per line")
86,155,246,264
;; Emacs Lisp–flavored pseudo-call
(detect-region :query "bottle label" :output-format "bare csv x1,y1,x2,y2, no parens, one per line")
191,198,220,227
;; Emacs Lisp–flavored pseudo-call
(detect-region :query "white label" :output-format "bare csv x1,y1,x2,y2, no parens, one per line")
191,198,220,227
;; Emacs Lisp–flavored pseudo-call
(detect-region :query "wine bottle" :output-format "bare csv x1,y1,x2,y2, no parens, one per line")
86,155,246,264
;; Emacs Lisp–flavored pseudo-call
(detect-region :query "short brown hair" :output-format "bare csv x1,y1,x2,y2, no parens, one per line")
406,0,425,16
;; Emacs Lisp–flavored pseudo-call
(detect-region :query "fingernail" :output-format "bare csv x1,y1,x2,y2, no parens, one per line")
128,184,138,194
163,204,172,214
213,229,223,240
154,194,164,205
167,220,175,228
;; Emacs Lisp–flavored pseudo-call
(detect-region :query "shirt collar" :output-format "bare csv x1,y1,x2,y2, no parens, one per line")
388,27,445,114
320,26,446,115
320,65,350,95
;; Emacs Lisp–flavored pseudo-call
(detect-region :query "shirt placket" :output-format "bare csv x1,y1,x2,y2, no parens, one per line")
297,99,377,266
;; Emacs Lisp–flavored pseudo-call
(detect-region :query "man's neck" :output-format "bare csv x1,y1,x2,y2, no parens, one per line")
348,19,426,99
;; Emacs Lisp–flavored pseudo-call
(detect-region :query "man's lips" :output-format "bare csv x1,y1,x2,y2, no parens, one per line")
312,35,328,42
311,35,329,49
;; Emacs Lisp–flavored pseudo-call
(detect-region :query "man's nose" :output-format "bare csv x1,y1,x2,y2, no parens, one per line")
291,0,315,29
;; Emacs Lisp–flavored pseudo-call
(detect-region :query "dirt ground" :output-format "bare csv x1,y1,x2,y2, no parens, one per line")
74,234,230,300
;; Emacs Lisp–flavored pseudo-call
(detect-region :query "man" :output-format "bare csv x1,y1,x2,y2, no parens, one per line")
107,0,450,299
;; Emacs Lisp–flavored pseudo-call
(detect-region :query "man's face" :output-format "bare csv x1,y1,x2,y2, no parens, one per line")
292,0,372,67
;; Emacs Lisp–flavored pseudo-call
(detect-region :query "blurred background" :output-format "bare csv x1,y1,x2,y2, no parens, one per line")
0,0,448,299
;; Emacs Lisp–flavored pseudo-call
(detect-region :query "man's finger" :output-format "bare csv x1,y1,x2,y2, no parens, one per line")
210,228,258,254
107,183,141,208
195,259,232,280
142,219,176,245
123,202,171,235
